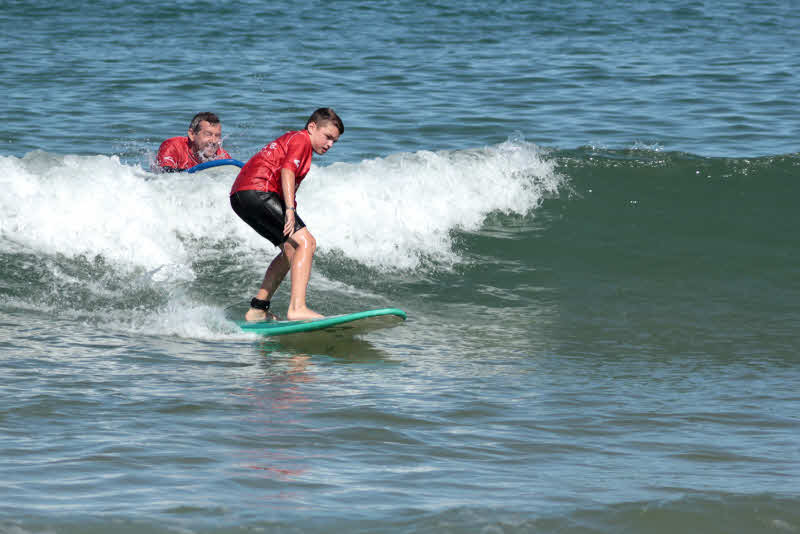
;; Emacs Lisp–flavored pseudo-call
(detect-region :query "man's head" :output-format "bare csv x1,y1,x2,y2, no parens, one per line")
305,108,343,155
187,112,223,162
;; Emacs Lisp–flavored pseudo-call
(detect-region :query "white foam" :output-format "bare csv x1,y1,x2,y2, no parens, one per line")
1,140,563,338
2,139,561,273
105,300,255,341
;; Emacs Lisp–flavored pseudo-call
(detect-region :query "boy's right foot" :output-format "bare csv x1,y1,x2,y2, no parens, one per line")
286,307,324,321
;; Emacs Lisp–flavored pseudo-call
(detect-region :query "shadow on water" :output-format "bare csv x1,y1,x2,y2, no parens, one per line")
236,311,407,362
255,329,396,363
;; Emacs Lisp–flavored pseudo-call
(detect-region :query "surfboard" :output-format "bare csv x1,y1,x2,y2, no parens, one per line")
236,308,407,336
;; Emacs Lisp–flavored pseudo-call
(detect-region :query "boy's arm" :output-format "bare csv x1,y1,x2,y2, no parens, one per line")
280,168,297,236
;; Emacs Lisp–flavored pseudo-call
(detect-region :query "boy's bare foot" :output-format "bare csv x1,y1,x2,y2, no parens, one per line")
244,308,279,322
286,307,324,321
245,308,266,322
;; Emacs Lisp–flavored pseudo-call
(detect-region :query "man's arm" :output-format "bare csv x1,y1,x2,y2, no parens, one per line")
156,138,187,172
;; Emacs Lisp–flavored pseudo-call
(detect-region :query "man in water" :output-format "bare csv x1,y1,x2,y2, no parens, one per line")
156,112,232,172
230,107,343,322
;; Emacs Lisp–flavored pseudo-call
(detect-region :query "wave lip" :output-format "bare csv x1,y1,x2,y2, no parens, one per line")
306,137,564,269
2,140,564,273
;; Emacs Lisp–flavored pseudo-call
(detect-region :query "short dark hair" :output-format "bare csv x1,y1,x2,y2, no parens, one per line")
305,107,343,134
189,112,221,133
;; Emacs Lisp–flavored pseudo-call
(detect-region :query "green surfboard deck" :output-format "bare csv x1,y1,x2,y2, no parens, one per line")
236,308,407,336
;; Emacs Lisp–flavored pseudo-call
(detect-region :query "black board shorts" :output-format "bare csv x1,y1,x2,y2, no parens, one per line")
230,189,306,247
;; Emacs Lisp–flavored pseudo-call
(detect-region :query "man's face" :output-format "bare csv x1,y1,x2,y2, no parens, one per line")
188,120,222,161
307,121,341,155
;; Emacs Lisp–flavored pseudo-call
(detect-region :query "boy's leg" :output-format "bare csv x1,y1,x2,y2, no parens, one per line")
245,251,290,321
283,228,323,321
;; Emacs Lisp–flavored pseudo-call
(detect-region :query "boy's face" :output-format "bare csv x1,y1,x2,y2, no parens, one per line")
307,121,341,155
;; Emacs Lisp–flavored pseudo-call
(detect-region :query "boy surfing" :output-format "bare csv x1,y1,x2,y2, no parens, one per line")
229,108,343,321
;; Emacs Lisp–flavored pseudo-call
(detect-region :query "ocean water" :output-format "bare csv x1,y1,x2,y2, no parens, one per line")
1,1,799,533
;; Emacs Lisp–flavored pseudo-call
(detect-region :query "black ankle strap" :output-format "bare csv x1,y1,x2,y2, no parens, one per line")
250,297,270,311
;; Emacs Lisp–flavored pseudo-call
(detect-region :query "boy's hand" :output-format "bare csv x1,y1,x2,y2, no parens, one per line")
284,209,296,236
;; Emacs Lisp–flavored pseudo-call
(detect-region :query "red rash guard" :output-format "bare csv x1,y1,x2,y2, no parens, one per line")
156,136,231,170
229,130,313,201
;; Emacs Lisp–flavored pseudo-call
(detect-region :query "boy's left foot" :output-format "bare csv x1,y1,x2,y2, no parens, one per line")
244,308,266,322
244,308,279,322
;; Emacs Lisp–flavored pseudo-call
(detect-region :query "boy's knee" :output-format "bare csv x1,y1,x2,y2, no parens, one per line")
296,232,316,253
